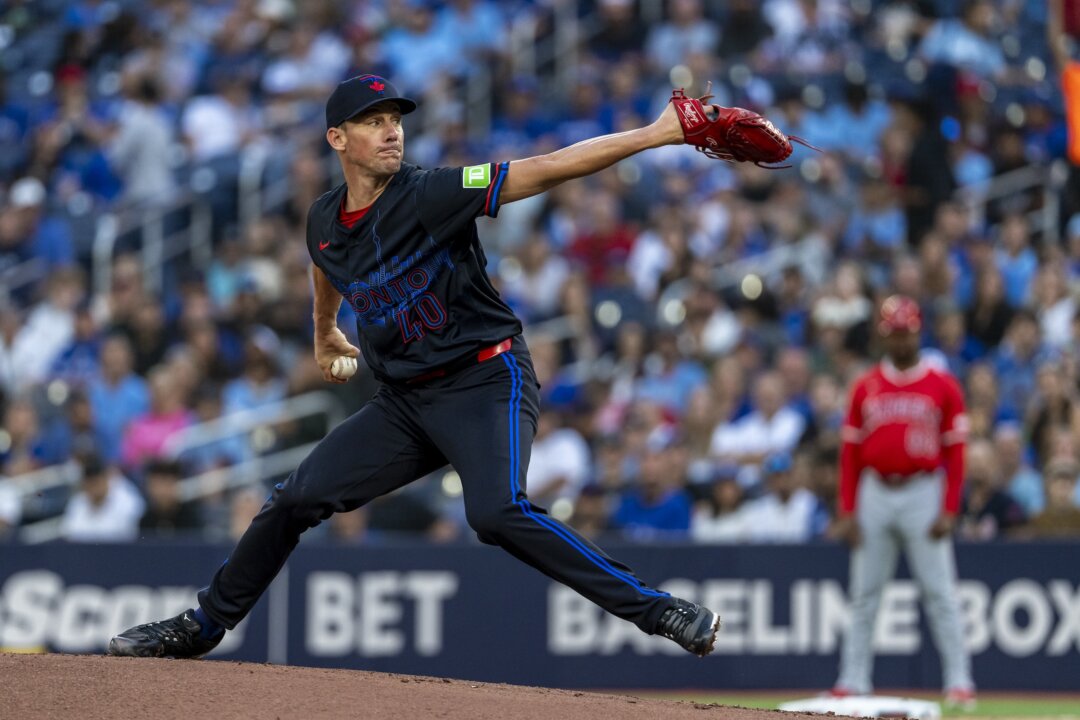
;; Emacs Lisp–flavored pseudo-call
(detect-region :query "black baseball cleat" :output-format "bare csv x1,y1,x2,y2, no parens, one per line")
107,609,223,659
656,598,721,657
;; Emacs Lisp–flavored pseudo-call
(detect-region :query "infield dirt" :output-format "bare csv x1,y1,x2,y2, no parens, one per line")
1,652,843,720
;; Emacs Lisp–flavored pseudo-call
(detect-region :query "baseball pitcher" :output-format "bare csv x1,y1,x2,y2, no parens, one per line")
105,75,809,660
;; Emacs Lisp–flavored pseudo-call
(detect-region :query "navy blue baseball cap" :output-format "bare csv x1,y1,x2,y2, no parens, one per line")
325,75,417,130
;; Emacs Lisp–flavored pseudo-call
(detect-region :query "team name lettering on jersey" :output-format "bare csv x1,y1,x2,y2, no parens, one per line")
861,393,942,433
330,245,454,340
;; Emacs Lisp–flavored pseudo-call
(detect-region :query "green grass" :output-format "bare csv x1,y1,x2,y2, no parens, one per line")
639,693,1080,718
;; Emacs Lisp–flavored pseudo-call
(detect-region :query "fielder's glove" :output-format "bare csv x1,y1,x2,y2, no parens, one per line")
669,86,817,168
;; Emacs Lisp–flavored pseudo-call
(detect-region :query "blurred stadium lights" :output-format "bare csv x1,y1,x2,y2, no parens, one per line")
190,167,218,194
904,58,927,84
661,299,686,326
1002,35,1021,58
252,426,276,453
46,381,69,408
799,157,823,184
669,64,693,89
728,63,752,88
740,274,763,302
802,85,826,110
615,160,642,185
1026,57,1047,83
886,40,908,62
98,71,121,96
594,300,622,329
550,499,574,522
498,257,523,283
844,61,867,85
28,70,52,96
441,471,463,498
1006,103,1026,128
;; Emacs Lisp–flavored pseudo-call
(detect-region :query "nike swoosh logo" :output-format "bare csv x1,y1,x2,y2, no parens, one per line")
319,240,331,251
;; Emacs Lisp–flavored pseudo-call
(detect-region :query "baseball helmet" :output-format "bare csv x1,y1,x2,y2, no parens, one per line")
878,294,922,335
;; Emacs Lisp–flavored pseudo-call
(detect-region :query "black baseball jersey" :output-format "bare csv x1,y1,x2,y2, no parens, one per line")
305,161,521,383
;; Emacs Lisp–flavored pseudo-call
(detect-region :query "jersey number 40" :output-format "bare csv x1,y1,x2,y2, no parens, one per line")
394,292,448,343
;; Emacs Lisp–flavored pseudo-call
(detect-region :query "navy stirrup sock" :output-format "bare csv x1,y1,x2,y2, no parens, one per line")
193,606,224,639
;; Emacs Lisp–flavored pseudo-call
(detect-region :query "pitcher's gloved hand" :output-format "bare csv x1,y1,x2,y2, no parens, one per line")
669,85,818,167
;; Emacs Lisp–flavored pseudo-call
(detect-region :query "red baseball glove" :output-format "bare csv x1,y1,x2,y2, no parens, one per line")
669,86,817,168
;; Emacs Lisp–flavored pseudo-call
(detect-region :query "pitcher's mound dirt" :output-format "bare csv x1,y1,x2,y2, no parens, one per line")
1,653,838,720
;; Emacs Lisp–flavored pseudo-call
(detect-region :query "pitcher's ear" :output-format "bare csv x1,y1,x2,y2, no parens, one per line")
326,126,346,151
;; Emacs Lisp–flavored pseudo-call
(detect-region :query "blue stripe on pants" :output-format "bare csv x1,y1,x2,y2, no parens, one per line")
500,353,668,599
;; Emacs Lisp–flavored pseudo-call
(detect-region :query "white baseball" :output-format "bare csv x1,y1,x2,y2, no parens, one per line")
330,356,357,380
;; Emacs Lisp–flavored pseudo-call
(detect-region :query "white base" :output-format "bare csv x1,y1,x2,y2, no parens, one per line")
778,695,942,719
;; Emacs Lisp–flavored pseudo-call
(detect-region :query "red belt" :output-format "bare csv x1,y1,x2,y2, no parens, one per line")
879,472,922,487
405,339,513,385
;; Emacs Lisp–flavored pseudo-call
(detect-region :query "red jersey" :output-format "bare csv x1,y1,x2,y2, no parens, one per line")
838,358,968,515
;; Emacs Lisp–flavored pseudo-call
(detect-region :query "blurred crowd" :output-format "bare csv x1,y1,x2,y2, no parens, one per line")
3,0,1080,546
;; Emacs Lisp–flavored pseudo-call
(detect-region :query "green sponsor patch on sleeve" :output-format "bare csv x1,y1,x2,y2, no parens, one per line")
462,164,491,188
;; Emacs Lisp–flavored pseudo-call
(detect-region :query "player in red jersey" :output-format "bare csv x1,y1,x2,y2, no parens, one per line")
829,295,976,710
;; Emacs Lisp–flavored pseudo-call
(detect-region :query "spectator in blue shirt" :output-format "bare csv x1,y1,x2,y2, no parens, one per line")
819,82,893,162
36,66,122,203
995,214,1039,308
843,176,906,285
636,330,708,415
87,333,150,463
178,384,249,473
0,397,51,473
992,310,1048,420
5,177,75,270
612,435,692,540
222,327,287,416
645,0,719,71
995,422,1045,515
436,0,507,67
381,4,464,94
918,0,1006,80
932,301,984,376
51,304,101,387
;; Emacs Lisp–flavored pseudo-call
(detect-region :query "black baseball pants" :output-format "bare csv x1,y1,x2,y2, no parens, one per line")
198,336,673,633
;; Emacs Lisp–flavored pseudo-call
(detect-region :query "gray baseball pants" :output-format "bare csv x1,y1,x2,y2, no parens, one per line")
836,471,974,693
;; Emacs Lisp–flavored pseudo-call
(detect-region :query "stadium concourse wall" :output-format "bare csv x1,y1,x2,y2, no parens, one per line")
1,542,1079,690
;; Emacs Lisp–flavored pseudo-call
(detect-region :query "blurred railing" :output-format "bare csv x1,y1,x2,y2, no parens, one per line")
175,442,317,504
91,194,214,299
0,256,47,304
1,460,82,503
647,158,1068,328
507,2,593,113
161,390,345,459
957,159,1069,245
237,142,343,231
91,139,337,302
4,390,346,544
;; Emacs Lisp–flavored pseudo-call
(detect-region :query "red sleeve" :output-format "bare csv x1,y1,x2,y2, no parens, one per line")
838,379,866,516
939,374,968,514
942,443,964,515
